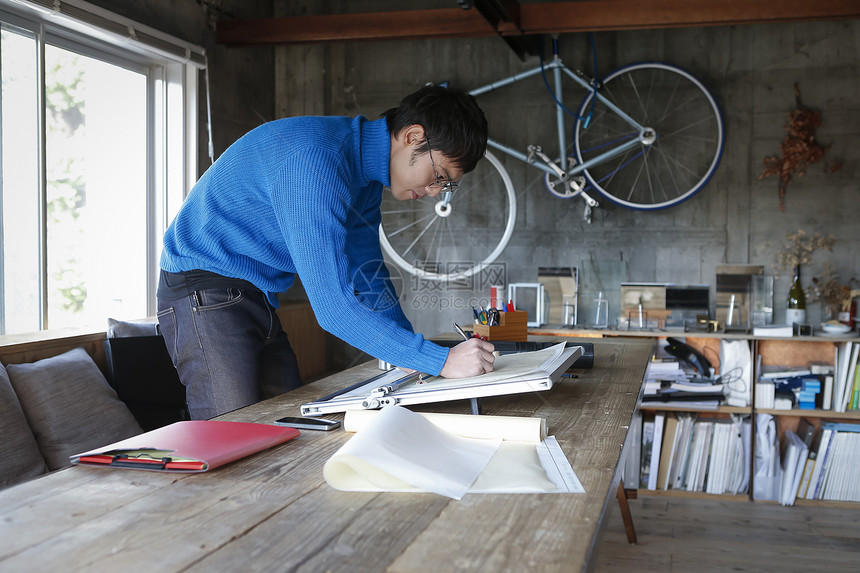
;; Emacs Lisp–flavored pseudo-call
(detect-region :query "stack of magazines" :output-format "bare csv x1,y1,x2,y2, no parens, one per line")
643,361,725,408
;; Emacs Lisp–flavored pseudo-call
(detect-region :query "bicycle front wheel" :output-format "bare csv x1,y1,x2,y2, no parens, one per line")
574,62,724,210
379,150,516,282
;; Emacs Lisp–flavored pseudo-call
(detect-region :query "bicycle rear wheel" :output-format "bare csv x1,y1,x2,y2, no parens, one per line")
379,150,516,282
574,62,724,210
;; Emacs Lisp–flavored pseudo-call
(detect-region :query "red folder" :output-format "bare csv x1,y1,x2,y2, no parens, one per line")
70,420,300,472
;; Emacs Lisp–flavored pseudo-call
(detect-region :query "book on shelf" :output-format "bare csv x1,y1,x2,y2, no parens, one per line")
820,434,840,500
738,416,752,495
759,365,812,380
708,418,750,495
808,361,835,376
755,380,775,409
644,379,724,395
683,421,709,491
647,414,665,490
753,324,793,337
643,380,660,394
669,380,725,393
851,360,860,410
806,422,860,502
698,422,715,492
656,414,678,490
833,342,858,413
658,414,749,495
836,432,858,501
706,421,731,494
645,360,685,377
688,419,704,492
818,430,860,502
798,423,823,499
822,375,834,411
640,419,654,489
843,343,859,411
783,418,817,506
670,415,696,491
806,427,834,500
643,388,724,402
832,345,842,410
820,421,860,433
780,429,808,506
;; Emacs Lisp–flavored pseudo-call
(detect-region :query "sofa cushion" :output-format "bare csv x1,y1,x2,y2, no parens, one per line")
6,347,143,471
0,362,48,488
106,317,159,338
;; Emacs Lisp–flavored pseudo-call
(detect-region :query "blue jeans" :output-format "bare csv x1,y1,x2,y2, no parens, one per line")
157,286,302,420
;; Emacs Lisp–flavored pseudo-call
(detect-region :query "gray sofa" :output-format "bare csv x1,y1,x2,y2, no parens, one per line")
1,347,144,490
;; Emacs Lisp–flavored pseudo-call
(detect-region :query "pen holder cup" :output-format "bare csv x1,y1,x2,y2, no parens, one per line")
473,310,528,341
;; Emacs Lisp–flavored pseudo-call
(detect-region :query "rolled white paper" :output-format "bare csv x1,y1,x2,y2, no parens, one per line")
343,409,546,442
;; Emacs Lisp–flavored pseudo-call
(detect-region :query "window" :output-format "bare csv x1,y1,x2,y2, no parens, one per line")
0,1,204,334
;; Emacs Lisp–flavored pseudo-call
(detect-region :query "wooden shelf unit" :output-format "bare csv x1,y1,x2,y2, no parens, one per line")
639,404,751,415
532,326,860,506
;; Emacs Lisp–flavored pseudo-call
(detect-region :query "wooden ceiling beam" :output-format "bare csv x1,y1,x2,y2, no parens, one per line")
217,1,860,46
517,0,860,35
216,9,496,46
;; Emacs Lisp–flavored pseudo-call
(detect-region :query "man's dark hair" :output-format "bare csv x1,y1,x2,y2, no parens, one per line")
382,85,488,174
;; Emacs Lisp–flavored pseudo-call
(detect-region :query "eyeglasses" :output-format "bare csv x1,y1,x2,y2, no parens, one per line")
426,139,459,193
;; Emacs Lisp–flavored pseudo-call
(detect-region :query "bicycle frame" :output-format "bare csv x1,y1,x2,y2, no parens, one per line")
379,50,724,279
468,54,651,209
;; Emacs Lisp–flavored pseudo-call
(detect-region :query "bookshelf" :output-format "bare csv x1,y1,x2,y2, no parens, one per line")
533,326,860,506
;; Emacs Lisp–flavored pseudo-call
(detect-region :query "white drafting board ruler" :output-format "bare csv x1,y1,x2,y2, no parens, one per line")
301,343,583,416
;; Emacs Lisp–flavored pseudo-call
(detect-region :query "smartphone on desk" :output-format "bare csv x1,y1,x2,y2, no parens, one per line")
274,416,341,431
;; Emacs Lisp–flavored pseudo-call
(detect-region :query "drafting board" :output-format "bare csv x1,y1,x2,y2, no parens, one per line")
301,343,583,416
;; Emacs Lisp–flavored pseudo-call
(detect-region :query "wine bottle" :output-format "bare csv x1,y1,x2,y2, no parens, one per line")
786,265,806,325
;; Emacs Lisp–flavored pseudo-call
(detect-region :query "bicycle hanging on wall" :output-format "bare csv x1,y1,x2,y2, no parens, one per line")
379,36,725,282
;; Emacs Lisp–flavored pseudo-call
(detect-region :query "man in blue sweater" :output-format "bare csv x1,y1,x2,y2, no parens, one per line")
157,86,495,419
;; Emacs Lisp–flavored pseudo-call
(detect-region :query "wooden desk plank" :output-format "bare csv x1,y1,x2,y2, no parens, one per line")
186,489,452,573
0,337,650,573
0,469,180,558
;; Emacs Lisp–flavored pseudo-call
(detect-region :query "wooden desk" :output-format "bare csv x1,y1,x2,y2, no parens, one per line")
0,337,651,573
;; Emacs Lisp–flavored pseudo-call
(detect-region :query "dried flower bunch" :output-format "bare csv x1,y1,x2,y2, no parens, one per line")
808,264,857,311
759,84,840,211
773,229,835,274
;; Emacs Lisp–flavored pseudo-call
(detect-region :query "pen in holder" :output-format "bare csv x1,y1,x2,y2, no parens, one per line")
472,310,528,341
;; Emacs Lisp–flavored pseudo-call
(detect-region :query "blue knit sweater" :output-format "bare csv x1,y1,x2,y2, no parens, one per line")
161,116,449,375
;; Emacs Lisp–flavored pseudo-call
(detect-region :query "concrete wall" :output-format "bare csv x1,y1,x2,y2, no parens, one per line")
90,2,859,369
272,10,859,353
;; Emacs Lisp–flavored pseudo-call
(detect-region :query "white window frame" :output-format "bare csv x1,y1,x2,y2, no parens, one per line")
0,0,205,329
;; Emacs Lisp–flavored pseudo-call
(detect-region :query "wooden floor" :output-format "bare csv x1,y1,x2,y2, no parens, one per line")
593,493,860,572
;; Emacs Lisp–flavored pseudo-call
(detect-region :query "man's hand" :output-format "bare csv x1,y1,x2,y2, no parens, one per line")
440,338,495,378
